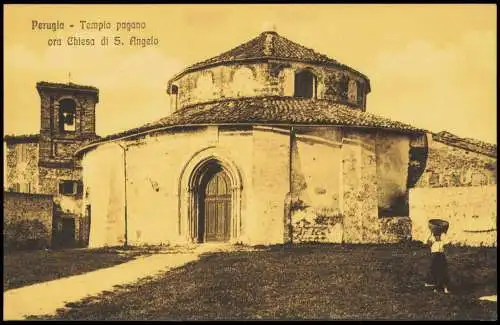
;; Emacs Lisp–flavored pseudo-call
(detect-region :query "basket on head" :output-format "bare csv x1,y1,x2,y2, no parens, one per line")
428,219,449,235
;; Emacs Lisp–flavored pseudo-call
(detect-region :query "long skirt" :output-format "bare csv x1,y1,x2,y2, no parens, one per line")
430,252,449,291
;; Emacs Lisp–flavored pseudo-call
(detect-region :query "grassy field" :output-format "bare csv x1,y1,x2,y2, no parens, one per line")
3,247,155,291
27,244,497,320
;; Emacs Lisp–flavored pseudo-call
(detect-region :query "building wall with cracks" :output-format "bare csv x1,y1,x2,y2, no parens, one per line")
169,61,369,112
81,125,417,247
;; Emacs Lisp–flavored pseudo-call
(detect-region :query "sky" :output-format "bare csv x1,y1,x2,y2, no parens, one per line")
3,4,497,144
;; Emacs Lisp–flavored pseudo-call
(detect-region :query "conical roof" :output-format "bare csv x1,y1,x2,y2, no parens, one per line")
189,31,337,68
169,31,368,83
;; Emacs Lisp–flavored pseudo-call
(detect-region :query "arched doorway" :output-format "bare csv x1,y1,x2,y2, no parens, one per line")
180,152,242,244
198,164,231,242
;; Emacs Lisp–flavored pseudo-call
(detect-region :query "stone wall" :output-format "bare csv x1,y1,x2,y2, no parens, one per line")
409,135,496,247
414,138,496,188
38,166,84,242
379,216,412,243
171,61,368,110
38,84,98,165
3,192,54,249
410,186,496,247
5,141,39,193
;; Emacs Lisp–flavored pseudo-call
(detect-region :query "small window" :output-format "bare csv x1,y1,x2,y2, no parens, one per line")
357,81,364,106
171,85,178,95
171,85,179,111
59,99,77,132
294,69,317,99
59,180,83,196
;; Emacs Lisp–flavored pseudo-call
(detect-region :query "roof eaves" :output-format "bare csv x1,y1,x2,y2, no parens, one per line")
432,132,497,158
4,134,40,142
78,98,425,151
167,57,370,90
36,81,99,92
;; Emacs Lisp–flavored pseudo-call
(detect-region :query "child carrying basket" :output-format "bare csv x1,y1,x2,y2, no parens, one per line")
426,219,450,294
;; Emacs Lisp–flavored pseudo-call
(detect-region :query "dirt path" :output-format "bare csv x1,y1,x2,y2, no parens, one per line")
3,251,200,320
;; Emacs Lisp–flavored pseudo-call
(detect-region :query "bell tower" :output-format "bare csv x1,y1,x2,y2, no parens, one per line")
36,82,99,167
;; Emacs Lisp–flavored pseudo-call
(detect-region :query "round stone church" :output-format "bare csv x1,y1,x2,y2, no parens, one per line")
77,30,427,248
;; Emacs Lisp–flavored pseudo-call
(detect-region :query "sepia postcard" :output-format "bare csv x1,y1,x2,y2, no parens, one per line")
3,3,497,321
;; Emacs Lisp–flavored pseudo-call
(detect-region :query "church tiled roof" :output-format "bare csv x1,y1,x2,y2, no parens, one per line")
433,131,497,158
188,31,337,69
169,31,369,87
79,97,425,150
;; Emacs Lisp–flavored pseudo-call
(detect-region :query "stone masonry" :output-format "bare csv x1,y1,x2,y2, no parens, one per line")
4,192,54,248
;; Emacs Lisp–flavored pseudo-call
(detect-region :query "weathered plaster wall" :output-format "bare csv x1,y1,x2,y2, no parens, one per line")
171,61,368,110
5,142,39,192
341,132,380,243
375,132,410,216
290,129,413,244
414,138,496,188
85,125,478,247
83,126,267,247
410,186,497,247
250,127,289,245
82,143,125,247
290,127,343,243
175,63,270,108
279,127,414,244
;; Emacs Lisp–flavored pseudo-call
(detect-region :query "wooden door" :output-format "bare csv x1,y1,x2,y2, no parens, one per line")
203,170,231,242
61,218,75,247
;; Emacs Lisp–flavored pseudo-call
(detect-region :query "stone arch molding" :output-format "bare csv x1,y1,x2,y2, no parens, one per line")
178,146,243,244
53,96,80,114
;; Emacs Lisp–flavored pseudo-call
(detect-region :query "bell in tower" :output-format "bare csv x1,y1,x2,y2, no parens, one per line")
36,81,100,167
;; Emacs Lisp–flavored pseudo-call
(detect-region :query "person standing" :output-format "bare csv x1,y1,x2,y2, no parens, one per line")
426,231,450,294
